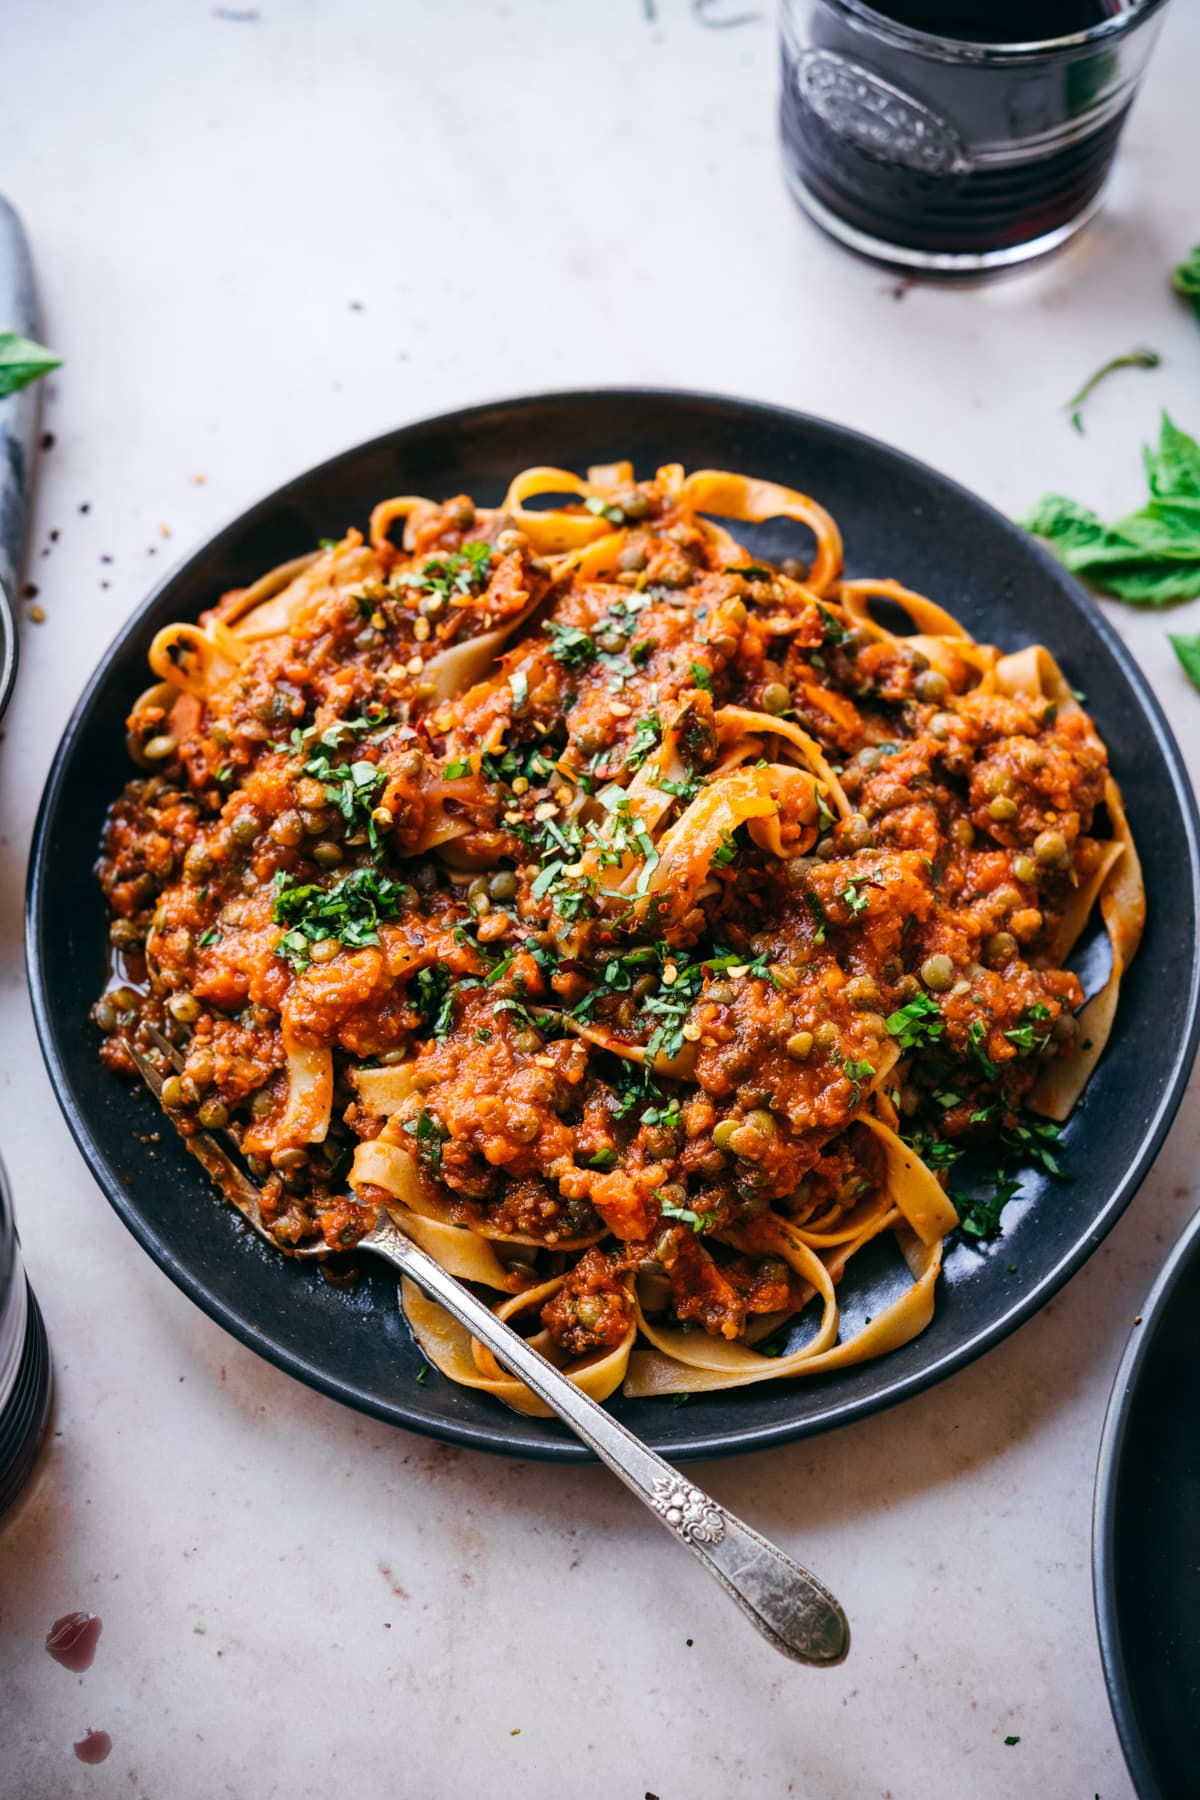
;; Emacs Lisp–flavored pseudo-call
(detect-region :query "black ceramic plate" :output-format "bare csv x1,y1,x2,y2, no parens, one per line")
25,389,1200,1460
1095,1205,1200,1799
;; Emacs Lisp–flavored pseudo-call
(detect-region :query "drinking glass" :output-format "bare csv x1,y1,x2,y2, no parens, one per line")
779,0,1174,273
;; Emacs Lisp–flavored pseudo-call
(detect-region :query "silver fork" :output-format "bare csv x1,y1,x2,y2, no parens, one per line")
126,1028,850,1667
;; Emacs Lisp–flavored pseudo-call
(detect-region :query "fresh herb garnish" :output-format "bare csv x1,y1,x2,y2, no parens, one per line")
967,1018,998,1078
592,788,659,896
817,604,848,646
710,829,738,868
585,495,626,525
300,739,387,849
842,1057,875,1106
885,992,945,1052
412,963,455,1037
955,1173,1022,1242
902,1125,963,1174
1023,413,1200,606
659,772,702,803
1170,630,1200,691
272,867,407,967
396,541,493,603
657,1193,716,1233
840,878,870,918
803,889,828,945
402,1108,444,1176
936,1115,1066,1244
1004,1003,1052,1055
544,621,596,668
509,669,529,714
1000,1116,1066,1178
1172,244,1200,324
480,741,557,787
0,332,61,399
642,1095,683,1132
290,710,388,757
1065,347,1160,435
690,661,713,693
703,945,779,987
601,593,652,636
624,711,662,772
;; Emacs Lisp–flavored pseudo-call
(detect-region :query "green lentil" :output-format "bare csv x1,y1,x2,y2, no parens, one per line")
914,669,949,704
1034,828,1070,869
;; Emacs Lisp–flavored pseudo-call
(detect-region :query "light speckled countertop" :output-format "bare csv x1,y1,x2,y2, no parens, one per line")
2,3,1198,1796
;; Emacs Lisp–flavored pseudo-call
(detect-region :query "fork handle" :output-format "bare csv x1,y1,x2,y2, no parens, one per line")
365,1216,849,1666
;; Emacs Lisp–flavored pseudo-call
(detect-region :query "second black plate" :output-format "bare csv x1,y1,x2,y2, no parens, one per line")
25,388,1200,1459
1095,1203,1200,1799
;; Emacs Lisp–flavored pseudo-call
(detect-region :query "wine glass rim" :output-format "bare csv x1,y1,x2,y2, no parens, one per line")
822,0,1172,61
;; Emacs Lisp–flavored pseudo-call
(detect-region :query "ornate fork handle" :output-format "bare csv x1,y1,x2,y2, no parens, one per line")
123,1035,848,1666
365,1215,849,1667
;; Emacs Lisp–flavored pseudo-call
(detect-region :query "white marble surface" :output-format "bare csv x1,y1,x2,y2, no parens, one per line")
2,2,1199,1795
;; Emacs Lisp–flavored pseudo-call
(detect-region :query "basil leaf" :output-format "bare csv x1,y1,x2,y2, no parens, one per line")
1023,414,1200,606
1171,244,1200,322
1170,631,1200,691
0,332,61,399
1144,412,1200,501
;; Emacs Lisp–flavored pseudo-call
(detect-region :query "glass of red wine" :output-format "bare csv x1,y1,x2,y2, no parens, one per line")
779,0,1174,272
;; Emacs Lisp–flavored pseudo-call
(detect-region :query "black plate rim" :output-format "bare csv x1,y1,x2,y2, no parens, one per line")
1093,1199,1200,1800
24,385,1200,1461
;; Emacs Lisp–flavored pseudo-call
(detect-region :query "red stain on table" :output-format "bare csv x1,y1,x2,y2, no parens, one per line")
73,1729,112,1765
46,1612,103,1673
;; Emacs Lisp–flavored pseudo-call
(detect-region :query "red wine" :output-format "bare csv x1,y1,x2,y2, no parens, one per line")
779,0,1165,264
46,1612,103,1673
865,1,1124,39
74,1730,112,1766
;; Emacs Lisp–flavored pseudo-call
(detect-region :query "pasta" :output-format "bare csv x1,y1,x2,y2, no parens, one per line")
95,460,1143,1414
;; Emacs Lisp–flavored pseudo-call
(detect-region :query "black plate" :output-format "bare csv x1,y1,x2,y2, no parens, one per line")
25,389,1200,1461
1095,1204,1200,1798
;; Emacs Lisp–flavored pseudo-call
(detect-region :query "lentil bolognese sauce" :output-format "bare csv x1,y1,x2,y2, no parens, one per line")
94,461,1143,1411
